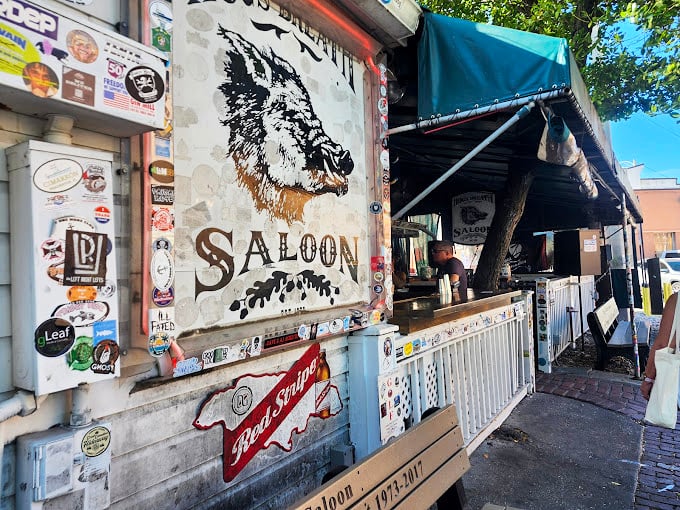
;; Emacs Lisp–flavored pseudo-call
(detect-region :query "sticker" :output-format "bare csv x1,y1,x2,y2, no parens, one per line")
94,206,111,223
68,336,94,371
67,286,98,302
149,160,174,183
151,206,174,231
316,322,330,337
106,57,126,78
52,301,109,327
93,320,117,345
152,26,172,52
373,284,384,294
371,257,385,271
81,426,111,458
41,238,65,263
370,310,385,324
155,137,171,157
403,342,413,358
373,272,384,283
378,97,388,115
343,316,351,331
173,357,202,378
380,150,390,168
329,318,343,334
97,280,117,298
298,324,309,340
152,237,172,251
264,331,301,349
369,201,383,214
47,263,64,285
380,84,387,97
67,29,99,64
62,67,95,106
150,248,174,291
152,287,174,307
33,159,82,193
51,216,96,239
125,66,164,103
63,231,108,285
151,185,174,205
149,332,171,357
35,318,75,357
91,340,119,374
83,164,107,193
45,194,73,209
23,62,59,98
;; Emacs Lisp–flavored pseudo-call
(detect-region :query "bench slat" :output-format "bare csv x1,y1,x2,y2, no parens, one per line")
289,405,466,510
348,427,467,510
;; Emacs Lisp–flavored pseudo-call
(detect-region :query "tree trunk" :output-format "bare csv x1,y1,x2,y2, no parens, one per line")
473,164,535,291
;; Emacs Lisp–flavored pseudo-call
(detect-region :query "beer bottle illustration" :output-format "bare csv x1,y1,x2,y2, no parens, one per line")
315,349,331,418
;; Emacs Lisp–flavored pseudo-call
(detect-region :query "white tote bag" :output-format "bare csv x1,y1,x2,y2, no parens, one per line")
645,295,680,429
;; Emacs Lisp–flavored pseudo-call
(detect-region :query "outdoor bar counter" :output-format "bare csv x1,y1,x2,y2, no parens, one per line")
391,286,524,334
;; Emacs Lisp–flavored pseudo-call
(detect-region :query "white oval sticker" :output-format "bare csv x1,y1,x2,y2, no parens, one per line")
34,159,83,193
151,248,174,291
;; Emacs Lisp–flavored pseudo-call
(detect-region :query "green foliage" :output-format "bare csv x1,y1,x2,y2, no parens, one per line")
421,0,680,121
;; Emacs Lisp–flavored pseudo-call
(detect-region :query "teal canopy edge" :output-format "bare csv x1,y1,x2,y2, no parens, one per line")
417,12,572,118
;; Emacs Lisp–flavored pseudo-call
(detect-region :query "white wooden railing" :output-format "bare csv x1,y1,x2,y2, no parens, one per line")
534,275,596,373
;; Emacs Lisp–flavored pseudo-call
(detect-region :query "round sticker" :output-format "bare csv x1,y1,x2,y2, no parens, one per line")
152,237,172,251
97,280,117,298
380,150,390,168
374,272,385,283
35,318,75,357
369,201,383,214
373,284,384,294
81,426,111,457
91,340,119,374
83,165,107,193
151,207,174,231
329,318,343,334
40,238,65,263
94,206,111,223
378,97,388,115
125,66,165,103
149,332,170,357
68,336,94,371
33,159,82,193
67,30,99,64
152,287,174,307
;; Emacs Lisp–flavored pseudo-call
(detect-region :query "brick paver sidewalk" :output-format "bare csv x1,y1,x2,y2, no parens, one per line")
536,371,680,510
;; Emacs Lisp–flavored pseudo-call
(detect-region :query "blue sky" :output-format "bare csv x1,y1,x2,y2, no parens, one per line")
610,113,680,180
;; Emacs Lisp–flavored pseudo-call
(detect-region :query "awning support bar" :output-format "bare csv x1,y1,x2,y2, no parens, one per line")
392,102,537,221
386,89,562,136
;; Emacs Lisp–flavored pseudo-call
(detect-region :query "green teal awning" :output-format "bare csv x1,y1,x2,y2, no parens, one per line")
418,12,572,118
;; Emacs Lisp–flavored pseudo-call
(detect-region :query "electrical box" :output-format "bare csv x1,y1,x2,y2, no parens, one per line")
16,422,112,510
8,140,120,395
554,229,602,276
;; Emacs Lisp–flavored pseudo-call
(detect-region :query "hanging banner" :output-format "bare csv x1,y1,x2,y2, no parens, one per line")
452,192,495,245
172,1,369,333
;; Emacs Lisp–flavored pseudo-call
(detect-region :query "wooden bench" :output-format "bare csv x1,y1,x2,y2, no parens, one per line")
290,405,470,510
586,297,650,371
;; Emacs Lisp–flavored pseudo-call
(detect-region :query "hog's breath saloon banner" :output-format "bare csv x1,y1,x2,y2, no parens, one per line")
172,1,369,333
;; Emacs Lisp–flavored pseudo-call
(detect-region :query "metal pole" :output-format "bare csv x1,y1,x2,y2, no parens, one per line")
392,102,536,221
621,195,640,378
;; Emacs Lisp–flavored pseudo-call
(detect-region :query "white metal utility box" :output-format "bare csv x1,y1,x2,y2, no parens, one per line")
8,140,120,395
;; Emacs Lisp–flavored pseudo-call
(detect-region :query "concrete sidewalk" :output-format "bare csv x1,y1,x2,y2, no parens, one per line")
461,368,680,510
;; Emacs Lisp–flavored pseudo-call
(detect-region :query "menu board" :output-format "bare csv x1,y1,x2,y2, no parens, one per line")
0,0,165,129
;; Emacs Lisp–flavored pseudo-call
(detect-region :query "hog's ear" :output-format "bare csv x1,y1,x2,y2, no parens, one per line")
218,25,272,88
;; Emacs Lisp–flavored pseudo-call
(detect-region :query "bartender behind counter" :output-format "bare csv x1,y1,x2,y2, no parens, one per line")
429,240,468,296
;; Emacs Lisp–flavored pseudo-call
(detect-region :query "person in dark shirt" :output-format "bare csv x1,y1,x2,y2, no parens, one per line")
429,240,468,297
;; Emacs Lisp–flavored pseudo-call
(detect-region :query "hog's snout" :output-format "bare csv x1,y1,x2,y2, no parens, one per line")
338,150,353,175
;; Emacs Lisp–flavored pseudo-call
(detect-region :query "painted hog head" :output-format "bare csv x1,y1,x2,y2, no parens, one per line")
217,26,354,224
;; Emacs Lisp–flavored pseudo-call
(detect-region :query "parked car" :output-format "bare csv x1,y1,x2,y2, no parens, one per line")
660,250,680,259
659,258,680,292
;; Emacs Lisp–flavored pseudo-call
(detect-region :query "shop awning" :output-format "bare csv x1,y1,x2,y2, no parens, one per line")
387,11,642,232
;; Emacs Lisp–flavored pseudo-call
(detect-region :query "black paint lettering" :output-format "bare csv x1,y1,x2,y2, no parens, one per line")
319,235,337,268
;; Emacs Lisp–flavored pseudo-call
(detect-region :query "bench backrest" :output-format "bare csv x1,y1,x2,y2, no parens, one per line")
592,298,619,338
290,404,469,510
